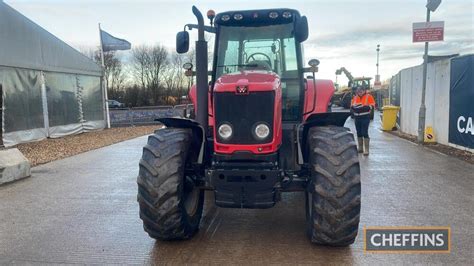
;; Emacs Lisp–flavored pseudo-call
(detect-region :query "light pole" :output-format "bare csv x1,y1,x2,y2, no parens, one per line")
375,44,380,86
376,44,380,77
417,0,441,143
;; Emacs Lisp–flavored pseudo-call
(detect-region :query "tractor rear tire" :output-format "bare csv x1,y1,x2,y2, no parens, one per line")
306,126,361,246
137,128,204,240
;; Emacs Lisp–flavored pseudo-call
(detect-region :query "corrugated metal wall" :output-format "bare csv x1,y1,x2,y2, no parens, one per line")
399,59,451,145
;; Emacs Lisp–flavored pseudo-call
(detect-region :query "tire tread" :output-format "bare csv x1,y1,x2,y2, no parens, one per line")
307,126,361,246
137,128,203,240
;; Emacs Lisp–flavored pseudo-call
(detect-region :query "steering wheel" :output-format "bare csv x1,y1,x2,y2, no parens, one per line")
246,52,272,64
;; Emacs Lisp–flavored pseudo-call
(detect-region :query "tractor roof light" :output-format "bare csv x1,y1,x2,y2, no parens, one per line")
207,10,216,19
308,59,320,67
207,9,216,25
233,13,243,20
308,59,320,73
221,14,230,21
269,11,279,19
282,11,292,18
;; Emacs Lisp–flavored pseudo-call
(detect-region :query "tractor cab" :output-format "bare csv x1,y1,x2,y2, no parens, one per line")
351,77,372,91
212,9,309,121
177,9,319,123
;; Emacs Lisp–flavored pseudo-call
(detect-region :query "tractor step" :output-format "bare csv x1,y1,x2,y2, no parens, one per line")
207,168,280,209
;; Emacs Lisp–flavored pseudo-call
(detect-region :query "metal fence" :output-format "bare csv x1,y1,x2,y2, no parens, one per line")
109,104,194,127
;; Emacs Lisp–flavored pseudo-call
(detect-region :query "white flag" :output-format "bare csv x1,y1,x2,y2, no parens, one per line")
100,29,131,52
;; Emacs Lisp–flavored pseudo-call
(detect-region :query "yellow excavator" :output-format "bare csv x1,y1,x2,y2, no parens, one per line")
333,67,372,109
333,67,374,119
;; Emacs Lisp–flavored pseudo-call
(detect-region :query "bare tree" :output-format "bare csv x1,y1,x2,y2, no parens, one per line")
161,53,189,104
131,45,169,105
79,47,126,101
130,45,149,90
182,47,196,97
173,54,186,104
79,44,203,107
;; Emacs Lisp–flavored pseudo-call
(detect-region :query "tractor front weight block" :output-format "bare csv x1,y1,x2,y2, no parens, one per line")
207,168,280,209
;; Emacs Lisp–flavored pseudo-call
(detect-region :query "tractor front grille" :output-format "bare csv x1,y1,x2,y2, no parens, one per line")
214,91,275,144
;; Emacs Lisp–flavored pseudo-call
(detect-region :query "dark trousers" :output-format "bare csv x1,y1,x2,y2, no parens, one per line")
354,115,370,138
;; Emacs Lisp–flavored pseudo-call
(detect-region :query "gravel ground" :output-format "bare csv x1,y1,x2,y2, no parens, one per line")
16,125,159,166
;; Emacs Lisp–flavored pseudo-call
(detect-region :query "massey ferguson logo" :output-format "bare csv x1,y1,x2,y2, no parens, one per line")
236,85,249,95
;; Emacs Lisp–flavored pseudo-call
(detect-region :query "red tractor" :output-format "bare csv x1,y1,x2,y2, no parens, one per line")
137,6,361,246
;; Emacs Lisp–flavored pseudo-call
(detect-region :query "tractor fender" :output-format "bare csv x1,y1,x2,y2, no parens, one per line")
155,117,206,164
297,112,352,164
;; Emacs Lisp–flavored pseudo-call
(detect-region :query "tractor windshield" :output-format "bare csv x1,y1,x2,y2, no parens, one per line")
216,23,301,120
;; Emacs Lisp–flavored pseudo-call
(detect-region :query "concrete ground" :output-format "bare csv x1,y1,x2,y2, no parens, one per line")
1,114,473,265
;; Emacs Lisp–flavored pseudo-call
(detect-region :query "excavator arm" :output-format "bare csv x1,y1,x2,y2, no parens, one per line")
335,67,354,85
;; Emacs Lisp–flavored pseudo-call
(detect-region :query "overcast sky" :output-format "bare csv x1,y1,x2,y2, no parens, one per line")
5,0,474,83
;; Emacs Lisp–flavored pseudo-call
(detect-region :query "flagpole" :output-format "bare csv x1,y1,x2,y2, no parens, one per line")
99,23,111,129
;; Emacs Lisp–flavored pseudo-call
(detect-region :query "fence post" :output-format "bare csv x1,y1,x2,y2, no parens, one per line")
0,84,3,147
40,71,50,137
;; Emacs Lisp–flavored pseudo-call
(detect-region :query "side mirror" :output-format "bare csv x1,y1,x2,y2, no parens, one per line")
295,16,309,42
176,31,189,54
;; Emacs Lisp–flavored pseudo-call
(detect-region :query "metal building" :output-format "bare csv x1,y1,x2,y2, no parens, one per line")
0,2,104,146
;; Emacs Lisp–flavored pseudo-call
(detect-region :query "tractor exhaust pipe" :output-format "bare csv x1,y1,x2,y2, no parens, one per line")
192,6,208,133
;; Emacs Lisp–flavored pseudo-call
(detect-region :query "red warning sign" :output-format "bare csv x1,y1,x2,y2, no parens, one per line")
413,21,444,42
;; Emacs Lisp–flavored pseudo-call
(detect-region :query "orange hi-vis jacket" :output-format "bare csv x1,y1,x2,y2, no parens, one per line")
351,93,375,116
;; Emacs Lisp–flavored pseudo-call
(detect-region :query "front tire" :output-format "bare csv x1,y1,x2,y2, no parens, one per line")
137,128,204,240
306,126,361,246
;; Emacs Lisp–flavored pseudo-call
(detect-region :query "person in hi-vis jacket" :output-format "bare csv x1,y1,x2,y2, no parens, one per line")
351,86,375,155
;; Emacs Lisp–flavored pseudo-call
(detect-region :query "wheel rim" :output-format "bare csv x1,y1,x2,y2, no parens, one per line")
183,176,200,216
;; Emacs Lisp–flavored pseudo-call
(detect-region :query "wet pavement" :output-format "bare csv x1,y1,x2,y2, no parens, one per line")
1,114,473,264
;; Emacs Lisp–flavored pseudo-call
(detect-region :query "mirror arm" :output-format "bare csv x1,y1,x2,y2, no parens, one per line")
185,24,216,33
302,67,318,73
186,71,213,77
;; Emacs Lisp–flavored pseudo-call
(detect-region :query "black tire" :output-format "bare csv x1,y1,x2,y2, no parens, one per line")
137,128,204,240
306,126,361,246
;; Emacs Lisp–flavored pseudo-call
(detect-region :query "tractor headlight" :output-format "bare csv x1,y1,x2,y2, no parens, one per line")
254,123,270,140
218,123,233,140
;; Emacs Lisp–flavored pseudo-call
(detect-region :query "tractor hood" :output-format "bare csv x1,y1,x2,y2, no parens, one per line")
213,70,280,93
